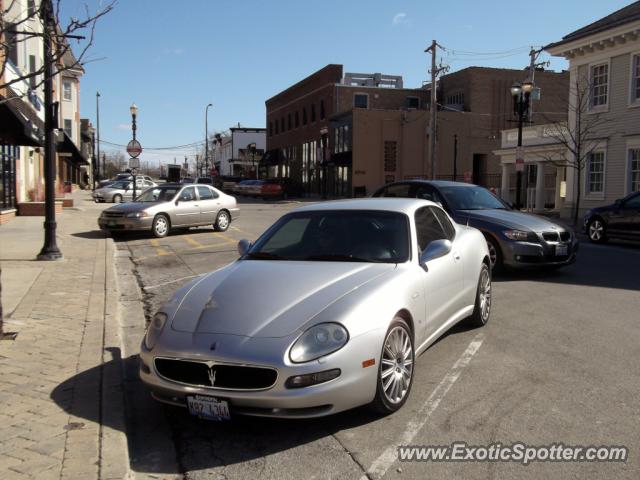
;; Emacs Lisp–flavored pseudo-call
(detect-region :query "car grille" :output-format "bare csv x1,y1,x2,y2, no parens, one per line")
103,211,125,218
154,358,278,391
542,231,570,242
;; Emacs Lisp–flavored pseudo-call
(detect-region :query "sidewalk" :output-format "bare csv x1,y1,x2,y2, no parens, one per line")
0,191,130,480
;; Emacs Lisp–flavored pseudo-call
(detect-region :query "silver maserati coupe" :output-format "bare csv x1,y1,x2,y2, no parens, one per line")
139,198,491,419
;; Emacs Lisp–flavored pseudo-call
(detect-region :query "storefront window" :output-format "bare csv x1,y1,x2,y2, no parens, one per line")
1,145,19,210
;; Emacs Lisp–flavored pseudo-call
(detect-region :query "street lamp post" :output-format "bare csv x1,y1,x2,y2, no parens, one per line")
510,80,534,210
130,103,138,200
37,1,62,261
96,91,101,185
205,103,212,176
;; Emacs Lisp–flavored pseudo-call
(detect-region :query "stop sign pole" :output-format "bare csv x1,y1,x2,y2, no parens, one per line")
127,104,142,201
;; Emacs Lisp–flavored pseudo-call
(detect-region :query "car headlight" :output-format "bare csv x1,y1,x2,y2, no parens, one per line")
144,312,167,350
502,229,537,242
126,211,148,218
289,323,349,363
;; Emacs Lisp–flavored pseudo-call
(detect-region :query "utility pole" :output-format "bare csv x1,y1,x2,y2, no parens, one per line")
424,40,448,180
37,0,62,261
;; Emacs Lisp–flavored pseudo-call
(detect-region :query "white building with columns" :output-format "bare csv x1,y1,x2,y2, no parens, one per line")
493,124,568,213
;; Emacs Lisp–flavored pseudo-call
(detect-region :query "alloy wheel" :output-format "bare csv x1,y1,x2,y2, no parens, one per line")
589,220,603,241
217,212,229,230
479,267,492,323
380,326,413,404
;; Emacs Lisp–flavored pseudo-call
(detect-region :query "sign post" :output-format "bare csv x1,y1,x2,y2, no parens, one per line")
126,140,142,200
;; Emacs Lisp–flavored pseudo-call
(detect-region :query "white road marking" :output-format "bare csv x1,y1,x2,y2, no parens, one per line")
142,274,203,291
362,332,485,480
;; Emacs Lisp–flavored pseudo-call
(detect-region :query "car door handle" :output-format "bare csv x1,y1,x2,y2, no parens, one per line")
453,251,461,261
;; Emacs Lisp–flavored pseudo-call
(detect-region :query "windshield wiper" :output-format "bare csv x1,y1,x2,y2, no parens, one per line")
303,254,381,263
246,251,285,260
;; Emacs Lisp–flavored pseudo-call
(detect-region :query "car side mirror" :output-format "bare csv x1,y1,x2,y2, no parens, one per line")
238,239,252,256
174,198,180,206
419,239,452,269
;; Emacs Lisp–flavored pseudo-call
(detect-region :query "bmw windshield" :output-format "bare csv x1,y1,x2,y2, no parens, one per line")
439,185,508,211
248,210,410,263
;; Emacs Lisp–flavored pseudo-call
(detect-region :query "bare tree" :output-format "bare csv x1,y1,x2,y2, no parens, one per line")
1,0,115,100
539,76,609,227
103,150,126,178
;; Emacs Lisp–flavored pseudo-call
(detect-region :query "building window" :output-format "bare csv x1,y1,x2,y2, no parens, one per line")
287,113,292,131
590,63,608,108
587,151,605,194
632,54,640,104
384,141,397,172
445,92,464,106
354,94,368,109
6,23,18,65
29,55,37,89
64,119,73,138
63,81,72,101
630,148,640,192
280,117,284,133
405,96,420,109
320,100,325,120
275,120,279,135
27,0,36,16
295,111,299,128
311,104,316,122
269,122,273,137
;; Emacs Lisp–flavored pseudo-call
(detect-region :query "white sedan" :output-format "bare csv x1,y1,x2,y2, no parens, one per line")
140,198,491,419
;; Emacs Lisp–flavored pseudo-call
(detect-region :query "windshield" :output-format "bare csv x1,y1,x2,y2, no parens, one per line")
110,181,130,189
115,174,130,180
135,186,180,202
248,210,410,263
439,186,508,211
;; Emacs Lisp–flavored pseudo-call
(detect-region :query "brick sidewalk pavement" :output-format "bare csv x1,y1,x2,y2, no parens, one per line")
0,191,130,480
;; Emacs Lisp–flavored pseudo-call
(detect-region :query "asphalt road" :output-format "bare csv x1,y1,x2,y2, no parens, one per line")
114,198,640,480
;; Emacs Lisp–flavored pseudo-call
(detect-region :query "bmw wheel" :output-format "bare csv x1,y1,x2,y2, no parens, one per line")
152,214,170,238
214,210,230,232
587,218,607,244
485,236,502,272
371,317,414,414
468,264,492,328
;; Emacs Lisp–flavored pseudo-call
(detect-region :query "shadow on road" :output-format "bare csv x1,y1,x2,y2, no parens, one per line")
71,230,109,239
492,242,640,291
49,350,384,476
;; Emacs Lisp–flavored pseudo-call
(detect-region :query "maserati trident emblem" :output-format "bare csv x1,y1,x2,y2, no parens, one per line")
208,368,217,387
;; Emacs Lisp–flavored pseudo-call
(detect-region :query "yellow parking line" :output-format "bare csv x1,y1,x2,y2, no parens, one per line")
213,232,238,246
231,226,254,238
187,241,230,251
150,239,170,256
183,235,204,248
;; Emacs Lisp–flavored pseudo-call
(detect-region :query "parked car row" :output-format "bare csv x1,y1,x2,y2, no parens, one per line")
233,178,304,199
93,177,158,203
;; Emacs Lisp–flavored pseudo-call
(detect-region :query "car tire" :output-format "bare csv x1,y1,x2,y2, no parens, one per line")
370,317,414,415
152,214,170,238
214,210,230,232
112,194,122,203
467,263,492,328
485,235,503,272
587,217,607,244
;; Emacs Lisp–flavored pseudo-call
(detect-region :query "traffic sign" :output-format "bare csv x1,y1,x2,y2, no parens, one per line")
126,139,142,158
129,157,140,169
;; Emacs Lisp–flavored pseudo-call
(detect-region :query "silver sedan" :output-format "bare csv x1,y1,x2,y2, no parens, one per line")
98,183,239,237
93,178,157,203
139,198,491,419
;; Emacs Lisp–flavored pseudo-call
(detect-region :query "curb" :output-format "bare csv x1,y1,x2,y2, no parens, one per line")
113,243,182,480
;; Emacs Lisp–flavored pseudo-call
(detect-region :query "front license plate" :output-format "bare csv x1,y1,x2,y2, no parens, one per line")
187,395,231,421
555,244,568,256
108,220,117,227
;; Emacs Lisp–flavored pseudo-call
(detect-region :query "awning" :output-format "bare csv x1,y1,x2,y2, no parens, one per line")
57,131,88,166
0,88,44,146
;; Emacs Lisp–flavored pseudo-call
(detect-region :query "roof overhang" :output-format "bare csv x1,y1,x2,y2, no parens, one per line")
57,131,88,165
546,20,640,59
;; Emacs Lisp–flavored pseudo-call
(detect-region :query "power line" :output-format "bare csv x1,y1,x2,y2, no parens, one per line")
98,139,206,150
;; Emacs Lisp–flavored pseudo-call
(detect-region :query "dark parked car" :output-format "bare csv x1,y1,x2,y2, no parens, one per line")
195,177,213,184
373,180,578,271
260,178,305,199
213,175,245,192
583,191,640,243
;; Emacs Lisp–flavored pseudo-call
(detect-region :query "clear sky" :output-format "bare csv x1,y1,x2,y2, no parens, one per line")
61,0,633,169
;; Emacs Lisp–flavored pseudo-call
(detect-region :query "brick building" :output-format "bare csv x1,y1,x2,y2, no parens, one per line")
264,65,429,196
432,66,570,189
